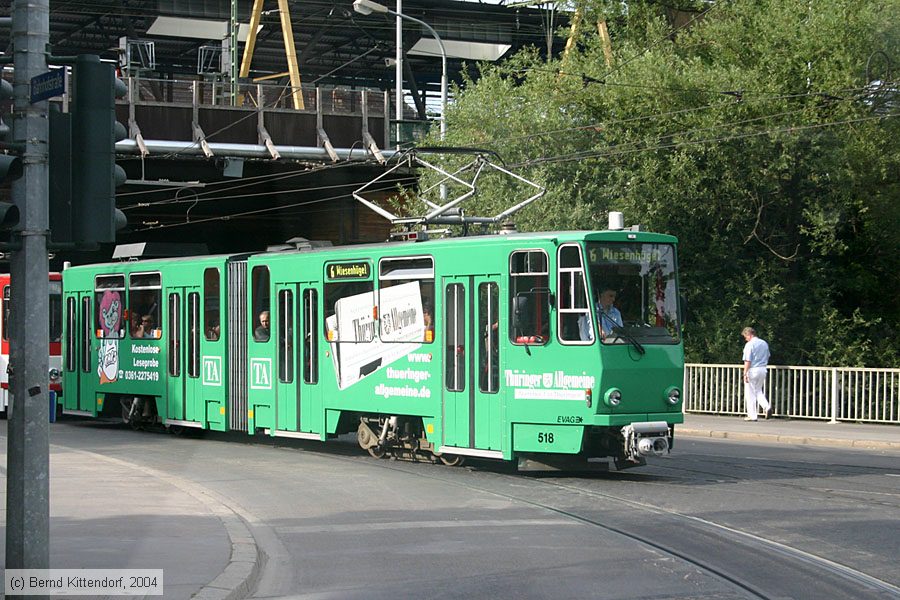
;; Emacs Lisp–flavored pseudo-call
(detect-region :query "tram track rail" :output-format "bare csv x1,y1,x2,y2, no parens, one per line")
646,454,900,510
351,453,900,600
41,421,900,599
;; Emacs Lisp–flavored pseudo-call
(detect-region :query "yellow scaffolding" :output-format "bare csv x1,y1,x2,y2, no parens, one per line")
239,0,305,110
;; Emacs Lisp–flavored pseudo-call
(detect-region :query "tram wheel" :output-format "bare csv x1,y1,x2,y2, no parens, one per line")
357,423,374,448
367,445,387,459
438,454,465,467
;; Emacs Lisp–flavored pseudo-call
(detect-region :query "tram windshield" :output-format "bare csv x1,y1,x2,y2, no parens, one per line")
2,282,64,343
584,242,680,345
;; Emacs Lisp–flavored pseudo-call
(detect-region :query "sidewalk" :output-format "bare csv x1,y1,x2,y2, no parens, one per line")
0,436,260,600
679,413,900,451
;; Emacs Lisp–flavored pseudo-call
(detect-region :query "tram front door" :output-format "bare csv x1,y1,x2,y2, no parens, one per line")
440,275,503,457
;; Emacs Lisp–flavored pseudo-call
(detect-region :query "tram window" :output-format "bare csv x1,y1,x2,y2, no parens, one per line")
66,297,76,372
49,281,63,343
81,297,91,373
585,242,680,344
204,268,221,341
479,282,500,393
445,283,466,392
378,256,434,344
558,244,593,344
251,266,271,342
302,289,318,384
94,274,126,339
129,272,161,339
188,292,200,379
278,289,294,383
1,286,8,341
168,293,181,377
509,250,550,345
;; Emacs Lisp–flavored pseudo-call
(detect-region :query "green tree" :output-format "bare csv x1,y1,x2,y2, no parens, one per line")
426,0,899,366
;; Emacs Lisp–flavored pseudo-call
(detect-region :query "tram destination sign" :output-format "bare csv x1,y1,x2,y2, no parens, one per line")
327,261,371,280
30,69,64,104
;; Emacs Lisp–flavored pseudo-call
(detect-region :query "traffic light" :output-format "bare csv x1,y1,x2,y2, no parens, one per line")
0,154,22,231
0,79,12,141
0,78,19,232
49,54,127,245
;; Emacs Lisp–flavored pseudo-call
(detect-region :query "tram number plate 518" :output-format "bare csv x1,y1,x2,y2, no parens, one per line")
537,432,555,444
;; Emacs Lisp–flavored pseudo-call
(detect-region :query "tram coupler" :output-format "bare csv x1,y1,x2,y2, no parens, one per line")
621,421,670,462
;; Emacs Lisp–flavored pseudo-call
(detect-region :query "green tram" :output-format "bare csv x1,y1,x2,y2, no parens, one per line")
61,229,684,470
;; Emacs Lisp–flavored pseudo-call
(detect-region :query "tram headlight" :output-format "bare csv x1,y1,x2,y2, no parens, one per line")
665,386,681,405
49,368,61,382
604,388,622,408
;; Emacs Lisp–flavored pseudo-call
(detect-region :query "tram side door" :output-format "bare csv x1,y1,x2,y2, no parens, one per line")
441,274,503,453
273,283,298,432
273,282,321,434
64,291,96,414
165,286,203,425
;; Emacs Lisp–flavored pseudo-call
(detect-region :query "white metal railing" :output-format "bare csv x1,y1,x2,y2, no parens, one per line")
684,364,900,424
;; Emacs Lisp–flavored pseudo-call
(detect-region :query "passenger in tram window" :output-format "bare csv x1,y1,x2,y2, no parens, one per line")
422,302,434,341
254,310,270,342
130,313,144,338
206,319,220,341
141,315,156,338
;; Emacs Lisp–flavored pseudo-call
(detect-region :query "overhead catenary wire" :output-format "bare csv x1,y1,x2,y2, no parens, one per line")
117,160,367,200
130,178,414,232
128,111,897,233
513,112,899,168
123,168,418,211
515,105,822,165
469,85,875,148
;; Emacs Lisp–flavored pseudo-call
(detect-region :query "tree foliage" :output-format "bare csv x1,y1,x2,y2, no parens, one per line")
426,0,899,366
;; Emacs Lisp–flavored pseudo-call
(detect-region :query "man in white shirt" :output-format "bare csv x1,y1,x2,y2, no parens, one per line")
741,326,772,421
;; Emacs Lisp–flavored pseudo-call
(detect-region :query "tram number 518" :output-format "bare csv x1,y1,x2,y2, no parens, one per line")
537,432,554,444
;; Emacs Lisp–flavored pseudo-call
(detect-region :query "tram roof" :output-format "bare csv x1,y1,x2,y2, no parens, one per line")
65,229,677,275
248,229,679,260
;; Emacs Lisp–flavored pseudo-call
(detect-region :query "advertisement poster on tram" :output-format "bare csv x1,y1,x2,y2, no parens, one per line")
327,282,425,389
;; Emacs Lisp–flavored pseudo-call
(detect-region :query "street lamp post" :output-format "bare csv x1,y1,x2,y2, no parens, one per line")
353,0,447,141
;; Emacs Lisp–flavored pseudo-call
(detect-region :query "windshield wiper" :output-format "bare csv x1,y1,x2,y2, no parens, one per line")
610,326,645,355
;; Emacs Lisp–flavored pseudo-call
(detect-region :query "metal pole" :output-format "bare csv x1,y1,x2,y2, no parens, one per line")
386,8,446,141
7,0,51,594
230,0,238,106
384,8,447,199
830,368,839,424
395,0,402,149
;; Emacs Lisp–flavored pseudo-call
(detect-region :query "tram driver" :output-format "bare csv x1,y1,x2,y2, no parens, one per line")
579,287,623,341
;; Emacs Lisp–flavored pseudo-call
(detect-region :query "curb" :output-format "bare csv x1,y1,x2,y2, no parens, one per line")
677,428,900,451
59,445,261,600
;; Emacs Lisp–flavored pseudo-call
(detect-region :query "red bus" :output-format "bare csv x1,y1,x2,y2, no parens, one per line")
0,273,63,416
